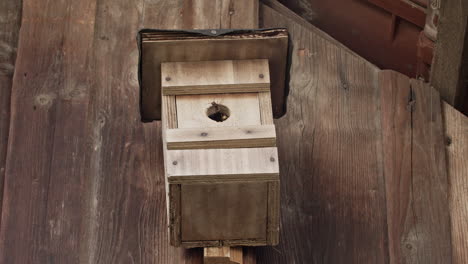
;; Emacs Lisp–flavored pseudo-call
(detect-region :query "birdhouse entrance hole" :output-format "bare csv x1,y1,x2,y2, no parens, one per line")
206,102,230,122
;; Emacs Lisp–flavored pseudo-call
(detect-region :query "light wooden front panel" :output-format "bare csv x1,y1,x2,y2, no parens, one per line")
176,93,261,128
166,147,279,184
161,59,270,95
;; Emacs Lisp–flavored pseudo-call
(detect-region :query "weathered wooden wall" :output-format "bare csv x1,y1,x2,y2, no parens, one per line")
0,0,466,263
444,102,468,264
259,1,453,263
0,0,22,223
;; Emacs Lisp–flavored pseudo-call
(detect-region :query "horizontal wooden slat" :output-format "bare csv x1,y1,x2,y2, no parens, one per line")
166,147,279,183
166,125,276,150
161,59,270,95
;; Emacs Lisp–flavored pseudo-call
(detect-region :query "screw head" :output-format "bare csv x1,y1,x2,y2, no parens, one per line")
211,30,217,34
270,157,276,162
172,161,178,165
200,132,208,137
259,73,264,79
165,77,171,81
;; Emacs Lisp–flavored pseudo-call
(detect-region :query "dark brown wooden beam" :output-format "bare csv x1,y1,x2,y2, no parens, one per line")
431,0,468,115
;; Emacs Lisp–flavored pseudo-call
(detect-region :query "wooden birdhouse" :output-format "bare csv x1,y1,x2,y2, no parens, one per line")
138,29,289,248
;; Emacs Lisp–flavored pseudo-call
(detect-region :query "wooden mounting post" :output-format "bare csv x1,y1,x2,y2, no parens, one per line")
204,247,243,264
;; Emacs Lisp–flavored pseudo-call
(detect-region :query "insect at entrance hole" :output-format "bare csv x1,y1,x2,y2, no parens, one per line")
206,102,230,122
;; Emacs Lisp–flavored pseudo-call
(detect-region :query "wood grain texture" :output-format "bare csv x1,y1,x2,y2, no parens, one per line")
181,183,268,242
176,93,261,128
162,60,270,95
258,92,274,125
166,147,279,184
430,0,468,115
443,102,468,264
259,4,389,263
0,0,259,263
379,71,412,264
182,0,258,29
166,125,276,150
0,0,22,222
204,247,243,264
0,0,97,263
407,78,452,263
380,71,452,263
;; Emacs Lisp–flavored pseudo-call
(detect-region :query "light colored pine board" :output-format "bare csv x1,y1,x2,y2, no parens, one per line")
443,102,468,264
161,60,270,95
166,147,279,184
258,92,274,125
181,183,268,242
161,95,177,129
204,247,243,264
166,125,276,150
176,93,261,129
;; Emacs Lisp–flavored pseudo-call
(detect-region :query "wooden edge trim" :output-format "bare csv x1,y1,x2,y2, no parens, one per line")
267,181,280,245
168,174,280,184
259,92,274,125
166,125,277,150
167,138,276,150
162,95,177,129
163,85,270,96
182,239,267,249
169,184,181,246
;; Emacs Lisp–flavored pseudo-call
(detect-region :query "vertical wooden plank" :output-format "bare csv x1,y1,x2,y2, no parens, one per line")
0,0,22,221
83,0,192,262
183,0,258,29
406,78,452,263
443,102,468,264
430,0,468,114
0,0,97,263
380,71,452,263
379,70,412,264
259,4,388,263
